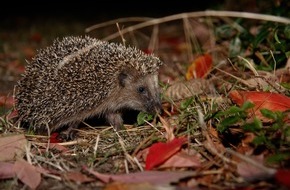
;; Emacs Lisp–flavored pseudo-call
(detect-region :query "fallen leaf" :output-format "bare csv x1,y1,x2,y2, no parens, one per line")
50,132,61,143
37,142,69,153
237,154,276,182
145,136,187,170
229,90,290,120
0,161,15,179
186,54,212,80
158,151,201,169
6,109,19,120
164,79,214,101
104,181,163,190
13,159,41,189
63,171,95,183
0,134,27,161
159,116,175,141
275,169,290,189
84,166,196,185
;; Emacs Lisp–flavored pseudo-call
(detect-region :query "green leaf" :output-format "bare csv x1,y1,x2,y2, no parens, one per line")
217,115,240,132
274,29,281,44
252,27,269,49
218,106,243,117
180,97,194,110
241,101,255,111
252,135,267,146
137,112,153,126
272,123,281,131
285,51,290,58
280,82,290,89
286,125,290,134
242,118,262,132
260,109,277,120
266,152,290,164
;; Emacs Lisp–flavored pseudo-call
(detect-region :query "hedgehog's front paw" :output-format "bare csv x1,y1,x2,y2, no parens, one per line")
58,123,80,140
105,112,124,131
59,129,78,140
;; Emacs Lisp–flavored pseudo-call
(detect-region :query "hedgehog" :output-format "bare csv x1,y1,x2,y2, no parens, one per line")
15,36,163,136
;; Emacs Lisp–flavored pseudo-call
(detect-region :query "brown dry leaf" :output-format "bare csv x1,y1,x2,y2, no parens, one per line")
13,159,41,190
159,116,175,141
158,151,201,169
84,166,196,185
63,171,95,183
135,147,149,162
0,161,15,179
49,143,69,152
244,71,279,89
164,79,214,101
0,134,27,161
237,154,276,182
235,132,255,159
104,181,169,190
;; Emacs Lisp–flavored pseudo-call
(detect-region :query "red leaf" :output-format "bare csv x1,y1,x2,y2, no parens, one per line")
145,136,187,170
275,169,290,189
186,54,212,80
229,90,290,120
49,132,61,143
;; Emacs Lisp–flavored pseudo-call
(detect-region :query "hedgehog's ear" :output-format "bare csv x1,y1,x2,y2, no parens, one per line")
118,72,128,87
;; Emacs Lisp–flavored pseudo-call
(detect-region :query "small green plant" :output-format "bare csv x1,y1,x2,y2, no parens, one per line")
214,101,255,133
251,109,290,149
136,111,154,126
214,100,290,165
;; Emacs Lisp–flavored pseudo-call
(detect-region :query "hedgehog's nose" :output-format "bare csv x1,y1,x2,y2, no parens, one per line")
147,99,162,114
154,100,162,114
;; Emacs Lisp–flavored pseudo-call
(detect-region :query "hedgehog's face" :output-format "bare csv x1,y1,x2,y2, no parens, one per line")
118,70,162,114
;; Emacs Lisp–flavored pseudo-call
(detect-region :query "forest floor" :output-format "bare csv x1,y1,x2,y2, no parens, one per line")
1,3,290,190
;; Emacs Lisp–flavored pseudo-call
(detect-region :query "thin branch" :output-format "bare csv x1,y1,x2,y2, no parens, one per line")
101,10,290,41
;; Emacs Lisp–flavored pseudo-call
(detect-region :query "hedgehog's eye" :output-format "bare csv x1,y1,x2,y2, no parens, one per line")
137,86,146,94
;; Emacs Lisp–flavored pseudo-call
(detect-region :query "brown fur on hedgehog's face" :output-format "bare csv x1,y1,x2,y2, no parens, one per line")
116,67,162,114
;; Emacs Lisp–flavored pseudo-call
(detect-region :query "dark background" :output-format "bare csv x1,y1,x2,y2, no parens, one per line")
2,1,226,26
2,0,287,30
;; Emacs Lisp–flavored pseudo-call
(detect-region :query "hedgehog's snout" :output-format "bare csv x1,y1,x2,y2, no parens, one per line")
146,98,162,114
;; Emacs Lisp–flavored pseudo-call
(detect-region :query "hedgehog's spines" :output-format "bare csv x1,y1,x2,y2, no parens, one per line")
15,35,163,134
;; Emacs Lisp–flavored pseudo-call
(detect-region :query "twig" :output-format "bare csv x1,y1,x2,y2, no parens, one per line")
238,56,259,76
116,23,126,46
93,134,100,157
102,10,290,41
85,17,153,33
